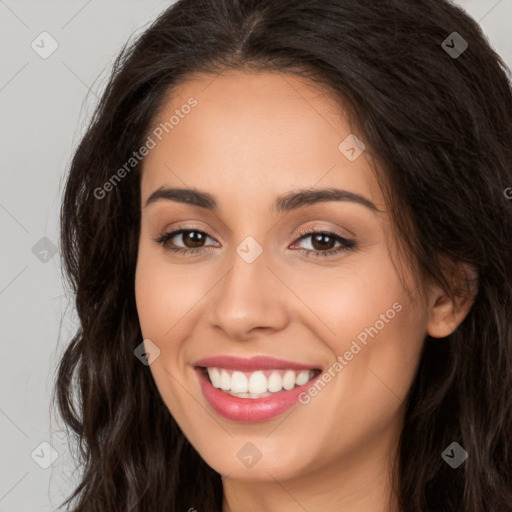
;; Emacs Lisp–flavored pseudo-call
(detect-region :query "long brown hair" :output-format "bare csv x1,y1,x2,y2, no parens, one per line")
54,1,512,510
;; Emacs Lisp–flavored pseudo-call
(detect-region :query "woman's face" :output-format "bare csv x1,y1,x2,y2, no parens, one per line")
135,70,432,483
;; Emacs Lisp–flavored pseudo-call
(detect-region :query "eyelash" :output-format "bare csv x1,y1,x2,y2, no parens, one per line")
153,226,356,258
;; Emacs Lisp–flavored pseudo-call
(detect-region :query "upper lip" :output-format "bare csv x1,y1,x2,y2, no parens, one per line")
194,355,320,372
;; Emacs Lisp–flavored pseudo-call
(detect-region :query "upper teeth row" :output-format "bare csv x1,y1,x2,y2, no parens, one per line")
206,367,315,394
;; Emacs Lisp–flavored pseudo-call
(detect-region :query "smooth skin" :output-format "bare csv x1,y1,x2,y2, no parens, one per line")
135,70,476,512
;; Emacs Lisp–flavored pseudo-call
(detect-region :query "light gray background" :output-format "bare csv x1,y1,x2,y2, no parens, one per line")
1,1,511,510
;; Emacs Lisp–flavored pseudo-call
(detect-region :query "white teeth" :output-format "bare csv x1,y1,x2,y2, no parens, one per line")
282,370,296,390
296,370,310,386
205,367,316,396
208,368,221,388
230,371,248,393
267,371,283,392
220,369,231,390
248,371,267,394
227,391,273,399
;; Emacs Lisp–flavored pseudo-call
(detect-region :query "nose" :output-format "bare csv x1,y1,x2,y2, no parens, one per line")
206,247,289,341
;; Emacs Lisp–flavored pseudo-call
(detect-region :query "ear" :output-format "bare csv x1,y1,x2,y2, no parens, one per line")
426,261,479,338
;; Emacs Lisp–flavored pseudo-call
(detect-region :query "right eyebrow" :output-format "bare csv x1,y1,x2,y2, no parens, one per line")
145,186,217,210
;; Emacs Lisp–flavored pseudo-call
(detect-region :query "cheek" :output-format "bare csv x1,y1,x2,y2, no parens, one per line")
134,247,201,425
288,249,412,344
135,266,170,340
134,244,201,340
292,246,426,398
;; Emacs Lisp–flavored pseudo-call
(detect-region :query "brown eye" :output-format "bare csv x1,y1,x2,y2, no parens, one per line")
309,233,337,251
292,230,356,258
154,228,217,254
179,230,207,248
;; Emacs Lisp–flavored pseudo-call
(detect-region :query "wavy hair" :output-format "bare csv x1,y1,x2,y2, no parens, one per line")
54,0,512,510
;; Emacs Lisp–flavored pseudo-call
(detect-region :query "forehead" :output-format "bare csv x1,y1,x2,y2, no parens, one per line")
140,70,383,210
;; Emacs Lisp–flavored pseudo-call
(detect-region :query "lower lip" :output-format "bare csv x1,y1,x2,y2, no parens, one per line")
195,367,320,423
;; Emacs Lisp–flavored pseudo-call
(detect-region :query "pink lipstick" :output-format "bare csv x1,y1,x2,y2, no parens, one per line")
194,356,321,423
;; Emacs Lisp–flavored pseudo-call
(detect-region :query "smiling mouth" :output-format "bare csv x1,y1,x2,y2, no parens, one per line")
198,366,322,399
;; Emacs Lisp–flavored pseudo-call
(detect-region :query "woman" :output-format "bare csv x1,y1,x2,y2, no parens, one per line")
54,0,512,510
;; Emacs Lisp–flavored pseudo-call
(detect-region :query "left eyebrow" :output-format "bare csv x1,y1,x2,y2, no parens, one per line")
143,186,381,213
273,187,380,213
